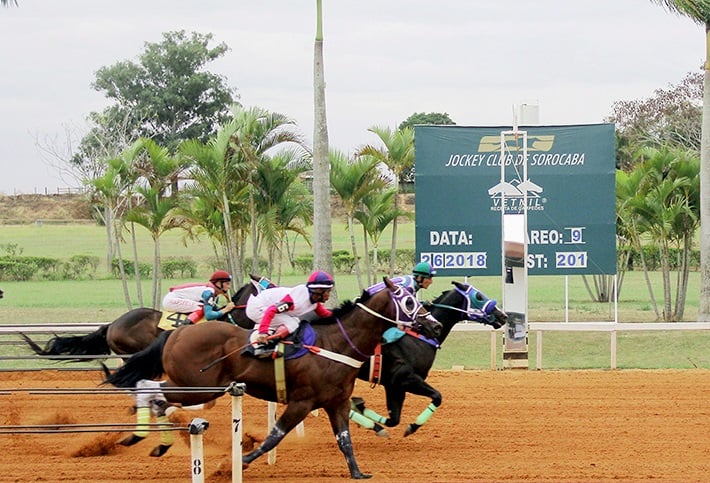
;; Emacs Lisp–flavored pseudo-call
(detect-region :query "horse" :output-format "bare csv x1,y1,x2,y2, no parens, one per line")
350,280,507,437
20,274,273,360
102,277,442,480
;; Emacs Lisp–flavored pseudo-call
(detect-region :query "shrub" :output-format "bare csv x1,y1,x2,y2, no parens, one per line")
162,257,198,278
61,255,100,280
111,258,152,278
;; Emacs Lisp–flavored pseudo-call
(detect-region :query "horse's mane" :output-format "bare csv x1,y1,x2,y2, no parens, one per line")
310,289,372,325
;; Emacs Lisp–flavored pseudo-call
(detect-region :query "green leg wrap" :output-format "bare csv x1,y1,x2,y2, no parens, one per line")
349,409,375,429
414,403,438,426
134,406,150,438
362,408,387,425
156,415,174,446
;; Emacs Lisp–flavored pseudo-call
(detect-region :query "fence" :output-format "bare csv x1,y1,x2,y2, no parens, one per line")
2,321,710,370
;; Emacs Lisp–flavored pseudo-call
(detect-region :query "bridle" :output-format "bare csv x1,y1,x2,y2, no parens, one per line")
355,285,434,329
429,284,498,323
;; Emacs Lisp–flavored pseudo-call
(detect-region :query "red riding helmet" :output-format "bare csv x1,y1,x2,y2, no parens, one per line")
209,270,232,284
306,270,335,290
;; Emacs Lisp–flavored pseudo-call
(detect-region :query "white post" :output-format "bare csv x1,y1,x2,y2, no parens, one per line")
188,418,209,483
227,382,246,483
267,402,277,465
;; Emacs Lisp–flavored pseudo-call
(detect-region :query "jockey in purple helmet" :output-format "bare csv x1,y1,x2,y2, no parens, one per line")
247,270,335,349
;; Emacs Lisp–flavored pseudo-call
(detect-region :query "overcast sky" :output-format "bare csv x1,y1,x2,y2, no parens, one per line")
0,0,703,195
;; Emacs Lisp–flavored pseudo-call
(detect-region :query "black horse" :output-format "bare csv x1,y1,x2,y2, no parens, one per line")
20,274,272,359
103,278,442,479
350,280,507,437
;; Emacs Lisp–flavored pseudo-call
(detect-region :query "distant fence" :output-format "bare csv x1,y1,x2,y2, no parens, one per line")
2,322,710,370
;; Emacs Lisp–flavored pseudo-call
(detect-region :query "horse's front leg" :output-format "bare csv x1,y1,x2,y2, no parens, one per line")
396,376,442,437
325,401,371,480
242,400,310,465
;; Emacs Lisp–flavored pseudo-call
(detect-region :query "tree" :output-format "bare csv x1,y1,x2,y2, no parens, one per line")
90,30,237,153
179,119,250,282
329,150,388,291
227,105,305,276
606,72,702,170
650,1,710,322
398,112,456,183
398,112,456,131
312,0,336,300
358,126,415,276
124,138,189,308
618,146,700,321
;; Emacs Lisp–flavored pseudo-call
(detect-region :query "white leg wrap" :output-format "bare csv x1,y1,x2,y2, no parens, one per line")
136,379,166,408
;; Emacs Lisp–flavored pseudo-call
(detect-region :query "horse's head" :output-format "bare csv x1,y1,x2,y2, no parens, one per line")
381,277,442,340
449,280,507,329
225,274,277,329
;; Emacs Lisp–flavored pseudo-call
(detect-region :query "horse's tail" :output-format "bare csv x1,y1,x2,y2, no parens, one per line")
19,325,111,359
102,330,171,388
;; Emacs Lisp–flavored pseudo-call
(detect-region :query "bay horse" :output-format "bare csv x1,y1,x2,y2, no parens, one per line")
103,278,442,480
20,274,272,359
350,281,507,437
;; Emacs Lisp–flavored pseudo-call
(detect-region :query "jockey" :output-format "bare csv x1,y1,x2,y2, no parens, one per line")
370,261,437,297
161,270,235,323
247,270,335,350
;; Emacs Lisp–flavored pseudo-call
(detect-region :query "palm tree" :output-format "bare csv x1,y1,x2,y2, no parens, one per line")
355,188,411,286
228,105,304,276
651,1,710,321
358,126,415,276
254,151,312,282
125,138,188,308
330,150,388,291
312,0,336,298
179,118,250,281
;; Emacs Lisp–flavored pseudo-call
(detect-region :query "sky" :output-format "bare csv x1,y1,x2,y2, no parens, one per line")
0,0,704,195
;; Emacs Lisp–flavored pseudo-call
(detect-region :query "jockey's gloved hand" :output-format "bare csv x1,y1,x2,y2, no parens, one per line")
256,333,269,344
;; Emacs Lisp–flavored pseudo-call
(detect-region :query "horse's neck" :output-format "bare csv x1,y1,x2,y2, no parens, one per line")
324,305,389,358
432,295,466,344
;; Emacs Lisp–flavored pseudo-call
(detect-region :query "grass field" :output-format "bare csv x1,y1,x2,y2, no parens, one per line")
1,222,708,370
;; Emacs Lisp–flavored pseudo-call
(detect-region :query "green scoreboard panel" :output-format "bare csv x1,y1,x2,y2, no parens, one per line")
415,124,616,276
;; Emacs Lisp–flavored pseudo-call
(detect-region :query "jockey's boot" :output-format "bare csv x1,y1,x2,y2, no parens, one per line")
188,308,204,323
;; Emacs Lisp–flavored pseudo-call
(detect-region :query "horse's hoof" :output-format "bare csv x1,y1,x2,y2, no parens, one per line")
149,444,172,457
118,434,145,446
403,423,420,437
372,423,390,438
353,473,373,480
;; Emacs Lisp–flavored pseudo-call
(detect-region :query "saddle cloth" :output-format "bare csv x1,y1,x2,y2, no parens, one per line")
242,322,316,359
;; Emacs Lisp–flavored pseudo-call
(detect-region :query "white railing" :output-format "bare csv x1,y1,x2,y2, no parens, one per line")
2,321,710,370
452,321,710,369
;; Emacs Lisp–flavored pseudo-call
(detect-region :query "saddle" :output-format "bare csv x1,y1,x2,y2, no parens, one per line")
157,311,200,331
242,322,316,359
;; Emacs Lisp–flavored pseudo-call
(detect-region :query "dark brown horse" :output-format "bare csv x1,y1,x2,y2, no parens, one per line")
103,278,442,480
350,281,507,437
20,274,272,359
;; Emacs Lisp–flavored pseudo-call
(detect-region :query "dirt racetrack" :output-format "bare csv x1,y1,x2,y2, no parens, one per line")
0,369,708,483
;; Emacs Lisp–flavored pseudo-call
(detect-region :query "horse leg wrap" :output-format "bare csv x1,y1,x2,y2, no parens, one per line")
156,414,174,447
348,409,375,429
414,402,438,426
362,408,387,425
133,406,151,438
135,379,165,408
